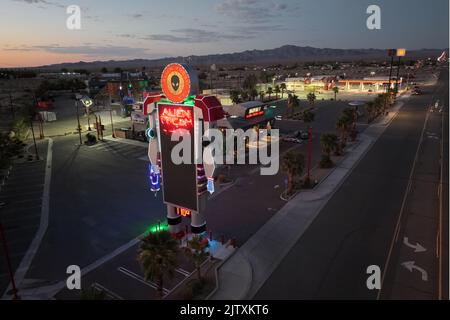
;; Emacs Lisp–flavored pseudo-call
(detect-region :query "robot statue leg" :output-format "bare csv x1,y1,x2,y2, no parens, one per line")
166,205,181,234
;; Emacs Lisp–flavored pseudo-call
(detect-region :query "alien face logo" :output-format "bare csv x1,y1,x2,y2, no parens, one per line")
171,75,180,92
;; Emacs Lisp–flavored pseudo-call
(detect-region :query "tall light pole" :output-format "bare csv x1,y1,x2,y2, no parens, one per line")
108,91,115,138
29,115,40,160
0,221,19,299
75,100,82,145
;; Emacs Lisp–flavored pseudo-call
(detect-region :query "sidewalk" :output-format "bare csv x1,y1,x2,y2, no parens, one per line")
208,100,405,300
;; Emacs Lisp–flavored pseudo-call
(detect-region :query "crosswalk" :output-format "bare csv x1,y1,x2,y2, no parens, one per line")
87,140,148,161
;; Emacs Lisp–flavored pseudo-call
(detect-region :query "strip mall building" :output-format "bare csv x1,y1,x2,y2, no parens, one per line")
283,76,402,93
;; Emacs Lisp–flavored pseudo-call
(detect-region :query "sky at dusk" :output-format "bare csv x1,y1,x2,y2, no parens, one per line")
0,0,448,67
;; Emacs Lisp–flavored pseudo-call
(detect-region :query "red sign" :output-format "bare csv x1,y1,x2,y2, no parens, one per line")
159,105,194,133
176,207,191,217
245,106,265,119
161,63,194,103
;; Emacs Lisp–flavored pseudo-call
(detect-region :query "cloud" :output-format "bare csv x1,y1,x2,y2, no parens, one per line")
215,0,295,24
11,0,65,8
4,44,150,57
144,28,254,43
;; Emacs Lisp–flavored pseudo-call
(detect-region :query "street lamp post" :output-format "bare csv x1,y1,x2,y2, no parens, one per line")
108,92,116,138
0,221,19,299
395,56,402,95
29,116,40,160
87,109,91,131
75,100,82,145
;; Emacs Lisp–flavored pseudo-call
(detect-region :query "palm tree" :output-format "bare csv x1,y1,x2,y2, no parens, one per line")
259,90,266,102
274,85,281,99
241,90,249,101
267,87,273,100
183,236,210,280
320,133,339,158
281,150,305,196
137,230,179,298
302,109,315,124
320,133,339,168
342,107,358,140
366,101,376,123
336,114,353,146
307,92,316,106
280,83,287,99
230,90,240,105
287,94,299,117
332,86,339,100
249,88,258,101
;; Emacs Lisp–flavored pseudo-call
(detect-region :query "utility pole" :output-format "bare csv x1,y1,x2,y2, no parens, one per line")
9,92,14,117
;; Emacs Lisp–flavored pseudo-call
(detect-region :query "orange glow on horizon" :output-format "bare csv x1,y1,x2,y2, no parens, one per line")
0,51,101,68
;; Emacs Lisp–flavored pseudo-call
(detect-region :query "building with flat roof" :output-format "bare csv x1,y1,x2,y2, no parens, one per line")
218,101,275,130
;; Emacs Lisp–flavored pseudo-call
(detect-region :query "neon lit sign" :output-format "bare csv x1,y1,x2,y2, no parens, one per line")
159,105,194,133
176,207,192,217
245,106,265,119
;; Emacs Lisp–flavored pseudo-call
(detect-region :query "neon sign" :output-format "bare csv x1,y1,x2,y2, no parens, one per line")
159,105,194,133
245,106,265,119
176,207,192,217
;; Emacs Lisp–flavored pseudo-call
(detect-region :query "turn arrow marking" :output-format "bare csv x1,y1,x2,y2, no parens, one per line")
401,261,428,282
403,237,427,253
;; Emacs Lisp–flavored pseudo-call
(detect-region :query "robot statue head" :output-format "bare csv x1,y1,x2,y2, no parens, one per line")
171,75,180,92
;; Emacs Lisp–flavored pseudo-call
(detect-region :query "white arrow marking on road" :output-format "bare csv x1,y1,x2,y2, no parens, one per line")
403,237,427,253
401,261,428,282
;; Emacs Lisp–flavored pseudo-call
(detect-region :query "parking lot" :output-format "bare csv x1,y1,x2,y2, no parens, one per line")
0,141,48,295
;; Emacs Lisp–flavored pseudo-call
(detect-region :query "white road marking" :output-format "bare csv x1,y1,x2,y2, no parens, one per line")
2,138,53,299
401,261,428,282
117,267,169,294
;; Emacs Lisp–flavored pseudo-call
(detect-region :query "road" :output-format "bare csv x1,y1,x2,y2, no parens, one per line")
255,70,448,299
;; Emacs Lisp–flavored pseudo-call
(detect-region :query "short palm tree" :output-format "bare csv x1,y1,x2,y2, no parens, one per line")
282,150,305,196
307,92,316,106
287,94,299,117
137,230,179,298
259,90,265,102
249,88,258,101
274,85,281,99
336,114,353,145
302,110,315,124
183,236,210,280
267,87,273,100
332,86,339,100
320,133,339,158
230,90,240,105
280,83,287,98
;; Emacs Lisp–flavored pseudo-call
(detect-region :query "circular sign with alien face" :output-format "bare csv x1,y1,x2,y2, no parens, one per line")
161,63,198,103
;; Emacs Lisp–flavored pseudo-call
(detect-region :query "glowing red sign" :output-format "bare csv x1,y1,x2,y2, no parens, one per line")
176,207,192,217
245,106,265,119
159,105,194,133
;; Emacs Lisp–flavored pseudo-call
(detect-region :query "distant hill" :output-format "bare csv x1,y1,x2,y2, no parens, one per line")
37,45,446,70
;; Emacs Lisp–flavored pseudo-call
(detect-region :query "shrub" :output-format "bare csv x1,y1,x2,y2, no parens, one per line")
85,133,97,144
319,155,334,168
